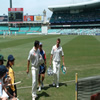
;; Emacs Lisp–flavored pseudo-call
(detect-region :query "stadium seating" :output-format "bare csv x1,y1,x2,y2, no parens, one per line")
48,29,60,33
0,31,3,35
50,9,100,24
10,27,19,31
0,26,42,35
0,26,9,31
48,28,100,35
30,27,41,31
20,27,29,31
26,27,41,34
0,26,100,35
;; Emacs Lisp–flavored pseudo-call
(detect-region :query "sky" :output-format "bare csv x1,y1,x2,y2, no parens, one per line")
0,0,97,18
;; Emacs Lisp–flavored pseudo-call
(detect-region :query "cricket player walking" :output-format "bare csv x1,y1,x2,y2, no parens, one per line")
38,42,46,92
49,38,65,88
26,40,44,100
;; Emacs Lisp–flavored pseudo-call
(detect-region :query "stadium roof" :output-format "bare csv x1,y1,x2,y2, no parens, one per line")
48,0,100,12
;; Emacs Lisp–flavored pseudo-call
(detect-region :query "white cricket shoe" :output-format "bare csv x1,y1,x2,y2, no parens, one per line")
53,83,56,86
32,97,35,100
38,86,41,92
56,85,59,88
32,94,38,98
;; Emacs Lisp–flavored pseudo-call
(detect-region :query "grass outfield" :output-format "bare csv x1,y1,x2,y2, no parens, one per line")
0,35,100,100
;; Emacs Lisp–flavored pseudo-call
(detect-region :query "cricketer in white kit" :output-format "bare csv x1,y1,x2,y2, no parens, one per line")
49,38,65,88
26,40,44,99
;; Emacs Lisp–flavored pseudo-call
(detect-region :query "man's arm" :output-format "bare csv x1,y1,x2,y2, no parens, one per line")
3,86,14,98
49,46,54,66
44,52,46,65
26,60,30,74
49,54,53,65
43,51,47,70
62,56,65,66
61,47,65,66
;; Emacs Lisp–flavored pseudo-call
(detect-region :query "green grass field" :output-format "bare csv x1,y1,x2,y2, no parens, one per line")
0,34,100,100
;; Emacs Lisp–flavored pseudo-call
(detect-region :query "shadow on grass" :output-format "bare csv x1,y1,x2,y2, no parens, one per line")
59,82,67,87
36,82,67,99
49,82,67,88
43,85,51,90
36,91,50,100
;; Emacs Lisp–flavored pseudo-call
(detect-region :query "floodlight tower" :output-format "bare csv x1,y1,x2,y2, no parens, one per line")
43,9,46,24
10,0,12,8
42,9,48,35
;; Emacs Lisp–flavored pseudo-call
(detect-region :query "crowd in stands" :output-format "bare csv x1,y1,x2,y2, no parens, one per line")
50,8,100,24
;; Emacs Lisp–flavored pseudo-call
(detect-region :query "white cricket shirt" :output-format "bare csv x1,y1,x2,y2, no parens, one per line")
28,47,40,67
51,45,64,62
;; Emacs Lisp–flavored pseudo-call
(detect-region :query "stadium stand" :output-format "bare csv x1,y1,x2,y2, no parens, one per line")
30,27,41,31
49,0,100,25
0,1,100,35
47,28,100,35
10,27,19,31
48,0,100,35
0,26,9,31
20,27,29,31
0,26,42,35
50,9,100,25
48,29,60,33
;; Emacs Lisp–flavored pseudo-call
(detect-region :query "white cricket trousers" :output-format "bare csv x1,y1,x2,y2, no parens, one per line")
53,61,60,86
31,67,39,97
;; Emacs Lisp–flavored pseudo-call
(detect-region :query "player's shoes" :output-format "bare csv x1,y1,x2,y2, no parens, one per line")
56,85,59,88
32,94,38,98
56,83,59,88
53,83,56,86
32,97,35,100
38,86,41,92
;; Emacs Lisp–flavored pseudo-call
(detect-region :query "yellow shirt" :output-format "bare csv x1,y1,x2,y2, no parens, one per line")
8,67,15,92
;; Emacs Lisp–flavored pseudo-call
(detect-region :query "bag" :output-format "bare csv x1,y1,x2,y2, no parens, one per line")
61,65,67,74
47,66,53,76
39,55,44,65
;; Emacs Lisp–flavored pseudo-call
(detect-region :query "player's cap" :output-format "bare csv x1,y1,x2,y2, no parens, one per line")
39,42,42,46
8,55,15,61
0,55,6,61
0,65,8,73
